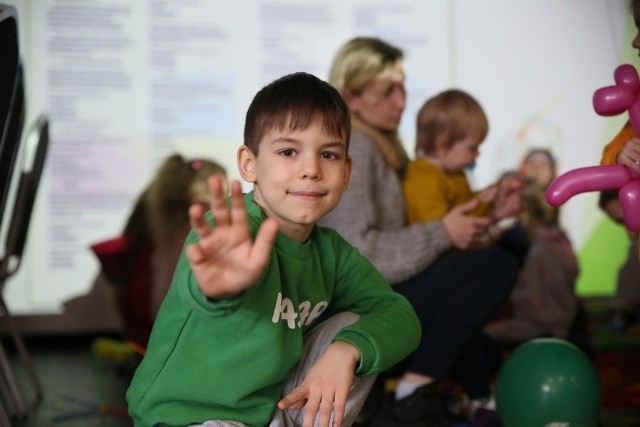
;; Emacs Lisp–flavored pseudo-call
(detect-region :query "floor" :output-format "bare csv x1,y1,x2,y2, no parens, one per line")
3,334,133,427
2,316,640,427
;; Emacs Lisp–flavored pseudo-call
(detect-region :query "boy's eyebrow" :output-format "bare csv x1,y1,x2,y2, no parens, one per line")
270,137,347,150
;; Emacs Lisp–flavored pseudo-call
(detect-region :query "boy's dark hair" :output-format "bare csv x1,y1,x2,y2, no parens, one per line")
243,72,351,154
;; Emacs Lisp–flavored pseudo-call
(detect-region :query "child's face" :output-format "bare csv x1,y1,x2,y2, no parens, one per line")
523,152,555,188
345,61,406,133
238,120,351,242
438,136,482,173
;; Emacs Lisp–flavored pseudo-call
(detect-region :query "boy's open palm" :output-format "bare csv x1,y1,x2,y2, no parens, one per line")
186,177,279,299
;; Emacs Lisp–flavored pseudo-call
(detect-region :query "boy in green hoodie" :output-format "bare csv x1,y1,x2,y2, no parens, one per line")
126,72,421,427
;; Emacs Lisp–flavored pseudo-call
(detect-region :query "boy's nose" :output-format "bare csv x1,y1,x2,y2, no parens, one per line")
300,157,321,179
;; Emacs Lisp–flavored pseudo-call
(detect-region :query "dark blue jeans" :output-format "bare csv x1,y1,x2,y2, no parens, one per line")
393,247,518,399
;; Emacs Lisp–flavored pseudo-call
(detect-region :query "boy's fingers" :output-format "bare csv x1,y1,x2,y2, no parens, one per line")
252,219,279,262
278,387,307,410
189,205,212,238
185,244,205,264
210,176,231,227
229,180,248,226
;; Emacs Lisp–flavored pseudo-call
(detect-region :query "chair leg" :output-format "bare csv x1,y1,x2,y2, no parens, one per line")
0,339,27,419
0,295,43,402
0,394,13,427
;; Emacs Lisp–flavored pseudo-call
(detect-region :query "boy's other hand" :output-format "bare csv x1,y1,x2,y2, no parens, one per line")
276,341,359,427
186,177,279,299
442,198,491,249
616,137,640,172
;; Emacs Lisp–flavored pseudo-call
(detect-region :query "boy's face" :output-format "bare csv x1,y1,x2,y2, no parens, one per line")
238,120,351,242
438,136,482,174
345,61,406,133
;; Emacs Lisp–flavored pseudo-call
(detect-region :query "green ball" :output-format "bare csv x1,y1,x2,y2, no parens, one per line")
496,338,601,427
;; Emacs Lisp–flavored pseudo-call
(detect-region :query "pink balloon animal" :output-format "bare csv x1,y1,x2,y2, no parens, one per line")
545,64,640,232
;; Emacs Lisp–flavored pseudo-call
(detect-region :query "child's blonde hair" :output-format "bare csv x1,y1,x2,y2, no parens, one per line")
415,89,488,156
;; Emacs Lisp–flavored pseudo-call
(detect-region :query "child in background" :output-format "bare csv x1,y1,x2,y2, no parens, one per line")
126,72,421,427
520,148,557,189
484,183,580,346
403,89,522,242
601,0,640,171
91,153,228,347
599,190,640,303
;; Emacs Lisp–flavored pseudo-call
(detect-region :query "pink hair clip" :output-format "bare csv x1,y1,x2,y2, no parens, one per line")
190,159,203,170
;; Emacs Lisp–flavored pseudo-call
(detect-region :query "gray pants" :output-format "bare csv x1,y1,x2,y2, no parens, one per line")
190,312,376,427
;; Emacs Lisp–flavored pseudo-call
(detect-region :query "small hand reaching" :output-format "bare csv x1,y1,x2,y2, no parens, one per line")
492,174,524,221
616,137,640,172
186,176,279,299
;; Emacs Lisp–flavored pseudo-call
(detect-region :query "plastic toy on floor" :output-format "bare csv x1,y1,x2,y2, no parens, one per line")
495,338,601,427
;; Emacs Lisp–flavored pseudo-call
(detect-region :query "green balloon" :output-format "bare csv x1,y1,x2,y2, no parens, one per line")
496,338,601,427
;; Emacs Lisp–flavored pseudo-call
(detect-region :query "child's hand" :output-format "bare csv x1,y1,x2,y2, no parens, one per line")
492,175,524,221
186,177,279,299
616,137,640,172
277,341,360,427
476,185,497,204
442,198,492,249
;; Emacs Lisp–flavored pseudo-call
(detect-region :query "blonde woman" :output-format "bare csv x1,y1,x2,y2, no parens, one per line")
320,37,519,425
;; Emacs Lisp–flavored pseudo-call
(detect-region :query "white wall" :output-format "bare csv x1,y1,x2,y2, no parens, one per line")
1,0,632,314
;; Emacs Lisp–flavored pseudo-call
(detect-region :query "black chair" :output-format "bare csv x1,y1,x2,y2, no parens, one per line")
0,114,49,425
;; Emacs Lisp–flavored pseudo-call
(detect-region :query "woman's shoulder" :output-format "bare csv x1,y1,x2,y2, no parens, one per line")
350,130,377,153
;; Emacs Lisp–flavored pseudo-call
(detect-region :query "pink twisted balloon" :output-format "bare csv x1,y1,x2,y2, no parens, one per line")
545,64,640,232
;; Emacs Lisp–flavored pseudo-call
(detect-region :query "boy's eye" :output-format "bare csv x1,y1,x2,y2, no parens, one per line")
279,149,295,157
321,152,340,160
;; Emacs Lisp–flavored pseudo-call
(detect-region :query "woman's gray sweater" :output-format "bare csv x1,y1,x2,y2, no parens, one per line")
319,130,452,284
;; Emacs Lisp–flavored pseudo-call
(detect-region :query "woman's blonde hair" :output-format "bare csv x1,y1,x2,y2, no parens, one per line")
328,37,403,94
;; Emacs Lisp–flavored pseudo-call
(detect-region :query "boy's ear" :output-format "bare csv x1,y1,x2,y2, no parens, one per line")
237,145,256,183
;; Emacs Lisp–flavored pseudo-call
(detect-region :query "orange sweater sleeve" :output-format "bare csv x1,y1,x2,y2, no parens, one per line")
601,121,636,165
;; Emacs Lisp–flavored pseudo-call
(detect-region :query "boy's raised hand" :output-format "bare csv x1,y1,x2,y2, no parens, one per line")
186,177,279,299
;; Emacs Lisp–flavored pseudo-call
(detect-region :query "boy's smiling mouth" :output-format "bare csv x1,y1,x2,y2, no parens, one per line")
287,190,327,200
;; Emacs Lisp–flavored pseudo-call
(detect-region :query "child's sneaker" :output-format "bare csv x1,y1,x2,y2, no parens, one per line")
370,383,458,427
470,407,502,427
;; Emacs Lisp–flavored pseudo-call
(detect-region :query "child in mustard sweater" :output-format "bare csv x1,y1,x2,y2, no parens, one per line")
402,89,522,241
